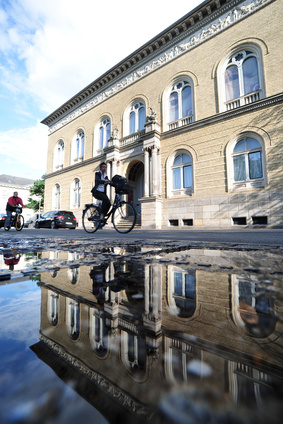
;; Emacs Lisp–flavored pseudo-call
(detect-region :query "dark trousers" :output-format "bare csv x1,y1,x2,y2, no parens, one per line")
93,191,110,216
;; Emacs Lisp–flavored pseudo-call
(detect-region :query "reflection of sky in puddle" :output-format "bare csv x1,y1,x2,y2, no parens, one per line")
0,248,282,423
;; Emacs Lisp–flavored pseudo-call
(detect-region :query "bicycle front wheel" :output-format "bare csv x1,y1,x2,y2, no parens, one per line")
83,205,100,233
15,215,24,231
112,202,136,233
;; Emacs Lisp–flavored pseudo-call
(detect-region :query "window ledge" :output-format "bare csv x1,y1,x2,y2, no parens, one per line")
232,180,265,190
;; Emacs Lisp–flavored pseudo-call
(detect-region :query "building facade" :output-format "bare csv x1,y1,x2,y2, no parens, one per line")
42,0,283,229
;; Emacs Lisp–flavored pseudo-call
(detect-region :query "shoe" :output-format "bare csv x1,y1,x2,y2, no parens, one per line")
4,226,10,231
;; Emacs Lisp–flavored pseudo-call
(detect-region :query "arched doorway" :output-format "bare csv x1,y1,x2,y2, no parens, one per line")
128,161,144,216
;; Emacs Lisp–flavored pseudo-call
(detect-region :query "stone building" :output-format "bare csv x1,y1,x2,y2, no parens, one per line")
42,0,283,229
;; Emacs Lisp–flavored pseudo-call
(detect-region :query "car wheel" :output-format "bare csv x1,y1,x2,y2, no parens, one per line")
35,222,39,229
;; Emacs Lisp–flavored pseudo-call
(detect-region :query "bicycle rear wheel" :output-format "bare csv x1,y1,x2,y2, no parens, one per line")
15,215,24,231
112,202,136,233
83,205,100,233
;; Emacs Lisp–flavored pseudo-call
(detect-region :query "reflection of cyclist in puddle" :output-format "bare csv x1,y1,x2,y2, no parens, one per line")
4,254,21,271
90,263,109,304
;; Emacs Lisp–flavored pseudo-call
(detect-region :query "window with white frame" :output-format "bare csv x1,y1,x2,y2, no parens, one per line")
53,183,61,210
164,78,194,131
53,140,64,171
167,266,196,318
71,130,85,164
228,134,266,189
99,117,111,149
66,298,80,340
71,178,81,208
221,47,263,111
124,100,146,136
47,290,59,326
168,151,193,196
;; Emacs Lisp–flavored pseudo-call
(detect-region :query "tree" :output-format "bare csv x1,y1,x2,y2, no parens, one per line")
26,176,45,212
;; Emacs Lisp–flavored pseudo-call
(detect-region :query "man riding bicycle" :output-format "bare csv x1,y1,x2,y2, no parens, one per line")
5,191,25,230
91,162,110,227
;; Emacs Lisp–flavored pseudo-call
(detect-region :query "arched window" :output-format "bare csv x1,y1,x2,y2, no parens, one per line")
227,132,267,191
99,117,111,149
233,137,263,182
124,100,146,136
71,130,85,164
71,178,81,208
66,298,80,340
53,183,61,210
53,140,64,171
222,48,263,111
164,78,194,131
47,290,59,326
89,308,109,357
129,102,145,134
168,151,193,196
169,81,192,122
231,275,277,338
169,269,196,318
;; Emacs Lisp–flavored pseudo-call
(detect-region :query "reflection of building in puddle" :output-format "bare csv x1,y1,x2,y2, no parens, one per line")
231,275,277,338
32,261,283,421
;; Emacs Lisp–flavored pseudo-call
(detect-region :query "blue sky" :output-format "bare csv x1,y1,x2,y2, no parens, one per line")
0,0,203,180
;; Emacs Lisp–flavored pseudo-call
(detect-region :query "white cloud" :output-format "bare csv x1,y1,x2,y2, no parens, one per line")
0,122,48,177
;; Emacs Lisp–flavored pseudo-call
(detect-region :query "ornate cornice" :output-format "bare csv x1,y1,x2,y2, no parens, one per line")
41,0,273,134
40,334,147,415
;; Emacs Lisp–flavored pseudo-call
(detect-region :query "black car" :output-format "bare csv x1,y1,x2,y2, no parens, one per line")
0,213,6,228
34,211,77,229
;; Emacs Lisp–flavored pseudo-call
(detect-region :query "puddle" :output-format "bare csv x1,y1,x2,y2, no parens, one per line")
0,246,282,423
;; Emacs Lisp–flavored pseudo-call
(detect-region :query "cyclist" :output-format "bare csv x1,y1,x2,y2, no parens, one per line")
5,191,25,230
91,162,110,227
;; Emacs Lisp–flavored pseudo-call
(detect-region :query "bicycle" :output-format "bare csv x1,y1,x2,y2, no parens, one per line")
4,207,24,231
82,177,136,234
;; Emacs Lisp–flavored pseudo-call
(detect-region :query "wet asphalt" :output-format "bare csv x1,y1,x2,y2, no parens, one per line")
1,227,283,250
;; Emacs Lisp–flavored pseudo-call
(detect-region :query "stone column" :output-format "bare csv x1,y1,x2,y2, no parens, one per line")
152,146,158,197
143,148,149,197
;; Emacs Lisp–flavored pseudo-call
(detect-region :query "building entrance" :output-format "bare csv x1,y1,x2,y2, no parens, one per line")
128,162,144,216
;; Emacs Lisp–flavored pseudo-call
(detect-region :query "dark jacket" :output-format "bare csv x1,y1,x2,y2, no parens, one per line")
91,171,109,195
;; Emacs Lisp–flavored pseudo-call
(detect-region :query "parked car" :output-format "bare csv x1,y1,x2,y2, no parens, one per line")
34,211,77,229
0,213,7,228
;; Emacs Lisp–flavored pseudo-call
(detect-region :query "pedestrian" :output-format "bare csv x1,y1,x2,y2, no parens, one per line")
5,191,25,230
91,162,111,227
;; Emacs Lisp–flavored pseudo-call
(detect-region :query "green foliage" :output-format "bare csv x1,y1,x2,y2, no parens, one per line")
25,175,45,212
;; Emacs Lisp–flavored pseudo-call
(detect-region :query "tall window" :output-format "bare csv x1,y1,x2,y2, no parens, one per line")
47,291,58,326
172,153,193,191
129,102,145,134
53,183,61,210
53,140,64,170
169,81,192,123
66,298,80,340
232,137,263,182
224,49,262,110
173,272,196,318
72,130,85,163
99,117,111,149
71,178,81,208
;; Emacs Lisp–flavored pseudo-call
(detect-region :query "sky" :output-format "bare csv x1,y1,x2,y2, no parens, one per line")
0,0,203,181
